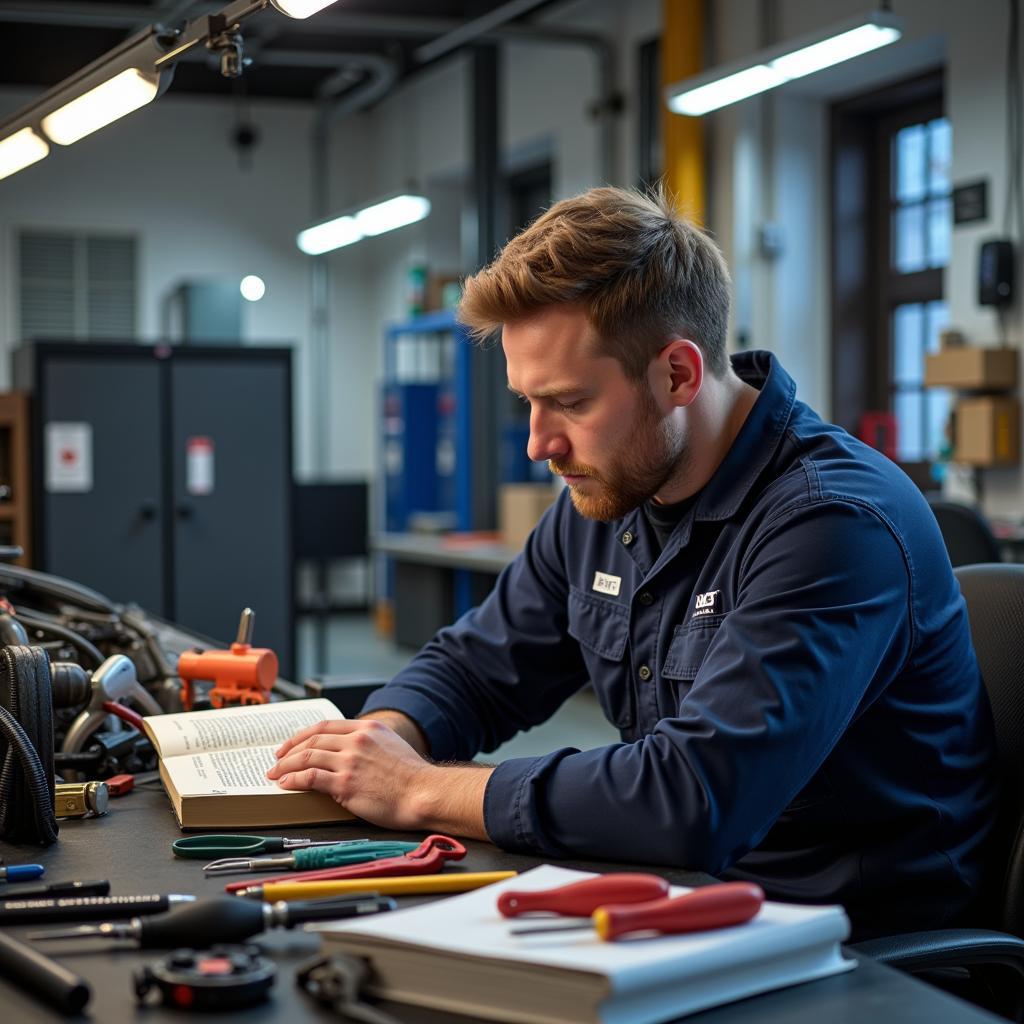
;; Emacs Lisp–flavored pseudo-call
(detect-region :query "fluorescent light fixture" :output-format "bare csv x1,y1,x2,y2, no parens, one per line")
269,0,338,18
0,27,173,181
297,194,432,255
354,195,432,236
667,9,903,116
240,275,266,301
42,69,160,145
0,127,49,181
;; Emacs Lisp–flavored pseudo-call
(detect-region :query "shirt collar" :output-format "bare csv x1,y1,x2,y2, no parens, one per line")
694,350,796,521
609,350,797,553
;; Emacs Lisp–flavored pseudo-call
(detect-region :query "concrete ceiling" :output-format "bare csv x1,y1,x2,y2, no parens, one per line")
0,0,562,104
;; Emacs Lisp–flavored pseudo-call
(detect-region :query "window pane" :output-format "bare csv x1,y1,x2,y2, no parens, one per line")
894,203,926,272
895,123,927,201
893,303,924,386
925,300,949,353
926,388,954,460
895,390,924,461
929,118,951,195
928,197,951,267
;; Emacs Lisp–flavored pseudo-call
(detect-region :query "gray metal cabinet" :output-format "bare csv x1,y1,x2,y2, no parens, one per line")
13,343,294,677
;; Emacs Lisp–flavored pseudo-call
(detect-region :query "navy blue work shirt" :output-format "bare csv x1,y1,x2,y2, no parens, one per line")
363,351,997,938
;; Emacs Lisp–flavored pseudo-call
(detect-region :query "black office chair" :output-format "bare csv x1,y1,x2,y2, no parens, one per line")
927,498,1003,567
852,563,1024,1019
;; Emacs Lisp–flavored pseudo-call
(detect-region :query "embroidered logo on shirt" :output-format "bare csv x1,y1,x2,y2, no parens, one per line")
693,590,721,616
592,571,621,596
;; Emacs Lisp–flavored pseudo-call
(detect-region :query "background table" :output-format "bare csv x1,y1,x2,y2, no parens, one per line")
0,784,1002,1023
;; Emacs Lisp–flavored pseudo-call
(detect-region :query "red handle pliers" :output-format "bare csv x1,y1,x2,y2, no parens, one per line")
223,833,466,893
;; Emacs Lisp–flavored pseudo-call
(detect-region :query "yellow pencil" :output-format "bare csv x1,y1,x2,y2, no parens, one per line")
240,871,518,901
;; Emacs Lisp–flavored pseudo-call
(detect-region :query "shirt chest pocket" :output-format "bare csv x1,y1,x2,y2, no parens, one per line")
567,586,634,731
662,620,722,681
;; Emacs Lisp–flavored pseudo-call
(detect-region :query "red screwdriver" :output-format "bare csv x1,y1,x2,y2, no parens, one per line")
498,873,670,918
504,876,764,941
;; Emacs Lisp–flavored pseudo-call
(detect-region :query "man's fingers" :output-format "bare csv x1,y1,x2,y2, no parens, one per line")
268,744,348,781
275,766,334,795
274,718,364,757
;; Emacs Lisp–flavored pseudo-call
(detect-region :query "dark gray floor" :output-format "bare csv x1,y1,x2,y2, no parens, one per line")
295,614,619,761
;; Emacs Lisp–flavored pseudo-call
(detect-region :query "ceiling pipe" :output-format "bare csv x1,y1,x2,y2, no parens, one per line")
0,1,620,182
412,0,552,64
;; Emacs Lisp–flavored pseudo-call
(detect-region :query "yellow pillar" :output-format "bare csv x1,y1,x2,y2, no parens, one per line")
661,0,705,225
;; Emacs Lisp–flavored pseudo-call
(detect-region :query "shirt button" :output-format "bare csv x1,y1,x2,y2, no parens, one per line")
638,664,652,681
638,591,654,607
622,531,634,546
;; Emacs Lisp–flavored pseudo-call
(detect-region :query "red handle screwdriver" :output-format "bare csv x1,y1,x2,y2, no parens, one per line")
497,873,670,918
508,880,765,940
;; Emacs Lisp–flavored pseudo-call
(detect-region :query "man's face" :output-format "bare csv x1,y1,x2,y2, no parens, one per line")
503,307,689,522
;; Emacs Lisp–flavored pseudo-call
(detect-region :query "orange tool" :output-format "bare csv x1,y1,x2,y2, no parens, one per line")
177,608,278,710
505,876,764,940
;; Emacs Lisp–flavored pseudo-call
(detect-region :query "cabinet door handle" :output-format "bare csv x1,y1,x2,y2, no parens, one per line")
138,502,158,523
175,504,194,520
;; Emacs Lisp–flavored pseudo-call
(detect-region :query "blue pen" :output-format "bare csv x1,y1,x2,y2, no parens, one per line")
0,865,45,883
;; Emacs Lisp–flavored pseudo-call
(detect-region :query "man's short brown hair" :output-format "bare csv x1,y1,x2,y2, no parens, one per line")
458,185,731,380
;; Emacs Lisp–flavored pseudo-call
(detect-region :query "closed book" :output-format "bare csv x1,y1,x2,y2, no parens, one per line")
142,698,352,829
317,864,854,1024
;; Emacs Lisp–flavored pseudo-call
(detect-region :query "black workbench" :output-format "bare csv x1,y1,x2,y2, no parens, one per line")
0,784,1002,1023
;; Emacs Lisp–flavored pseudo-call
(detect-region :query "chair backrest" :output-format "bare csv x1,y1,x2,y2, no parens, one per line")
929,499,1003,567
292,481,369,561
953,563,1024,934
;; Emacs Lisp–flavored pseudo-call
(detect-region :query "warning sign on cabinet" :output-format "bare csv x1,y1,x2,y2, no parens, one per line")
186,436,215,496
45,422,93,493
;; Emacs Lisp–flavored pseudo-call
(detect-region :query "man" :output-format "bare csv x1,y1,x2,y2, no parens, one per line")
269,186,996,939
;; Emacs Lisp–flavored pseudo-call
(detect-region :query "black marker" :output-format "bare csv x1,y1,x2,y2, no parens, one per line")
0,879,110,901
0,929,90,1014
0,893,195,925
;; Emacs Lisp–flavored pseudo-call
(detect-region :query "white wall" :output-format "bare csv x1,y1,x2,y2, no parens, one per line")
710,0,1023,516
5,0,1018,515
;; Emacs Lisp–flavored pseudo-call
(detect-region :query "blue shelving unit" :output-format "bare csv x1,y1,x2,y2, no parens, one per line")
379,310,476,617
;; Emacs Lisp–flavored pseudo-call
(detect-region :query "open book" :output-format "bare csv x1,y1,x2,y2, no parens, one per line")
317,864,854,1024
142,698,353,829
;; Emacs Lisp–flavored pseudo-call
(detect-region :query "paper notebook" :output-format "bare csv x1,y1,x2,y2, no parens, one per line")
316,864,855,1024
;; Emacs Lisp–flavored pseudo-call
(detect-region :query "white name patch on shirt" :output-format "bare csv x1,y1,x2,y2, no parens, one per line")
693,590,720,616
592,571,622,596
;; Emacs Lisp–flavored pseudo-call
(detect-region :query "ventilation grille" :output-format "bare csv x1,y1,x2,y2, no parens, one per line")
18,231,136,341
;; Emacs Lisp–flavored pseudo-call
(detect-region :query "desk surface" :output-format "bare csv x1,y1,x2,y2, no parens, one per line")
0,785,1001,1024
374,533,517,573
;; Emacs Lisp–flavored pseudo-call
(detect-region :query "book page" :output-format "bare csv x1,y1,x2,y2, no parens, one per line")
144,697,343,759
165,744,300,796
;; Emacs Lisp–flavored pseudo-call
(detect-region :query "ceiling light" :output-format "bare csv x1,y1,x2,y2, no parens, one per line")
0,27,173,181
240,275,266,301
666,9,903,116
269,0,339,18
353,195,432,236
42,68,161,145
297,194,431,255
0,127,49,181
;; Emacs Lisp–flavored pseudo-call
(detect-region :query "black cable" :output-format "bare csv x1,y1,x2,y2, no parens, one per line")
0,564,116,616
13,613,104,669
0,708,58,846
0,647,59,846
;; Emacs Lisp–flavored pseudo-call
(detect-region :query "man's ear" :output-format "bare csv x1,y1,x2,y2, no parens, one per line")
651,338,703,408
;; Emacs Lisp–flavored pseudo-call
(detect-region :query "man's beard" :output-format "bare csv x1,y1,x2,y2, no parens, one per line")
550,386,689,522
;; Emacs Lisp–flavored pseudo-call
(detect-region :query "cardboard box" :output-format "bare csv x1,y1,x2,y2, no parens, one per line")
954,396,1020,466
499,484,558,550
924,346,1018,389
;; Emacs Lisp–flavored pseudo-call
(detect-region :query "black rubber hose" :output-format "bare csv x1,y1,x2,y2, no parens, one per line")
14,614,104,669
0,706,58,845
0,563,116,615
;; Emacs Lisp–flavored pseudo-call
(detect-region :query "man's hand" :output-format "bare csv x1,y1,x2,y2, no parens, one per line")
266,718,493,839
